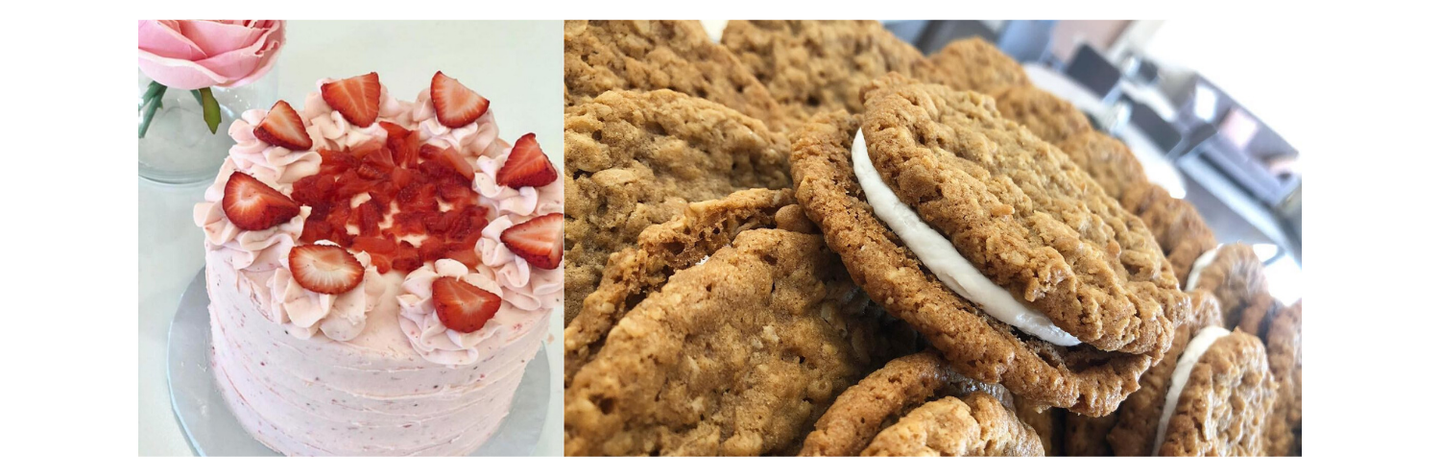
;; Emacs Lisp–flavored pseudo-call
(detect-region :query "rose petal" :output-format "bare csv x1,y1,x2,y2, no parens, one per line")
178,20,269,56
197,24,284,88
138,20,205,61
138,50,229,89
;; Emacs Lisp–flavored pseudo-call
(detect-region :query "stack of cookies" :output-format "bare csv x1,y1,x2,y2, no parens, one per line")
562,20,1301,457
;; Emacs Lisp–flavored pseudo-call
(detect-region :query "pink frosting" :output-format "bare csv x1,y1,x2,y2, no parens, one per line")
266,242,387,341
395,260,550,366
473,145,564,218
477,216,563,312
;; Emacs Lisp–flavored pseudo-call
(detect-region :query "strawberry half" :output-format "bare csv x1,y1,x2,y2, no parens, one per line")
321,72,382,127
500,213,563,270
431,276,501,333
495,133,557,188
222,172,301,231
288,244,365,295
252,100,313,151
431,71,489,129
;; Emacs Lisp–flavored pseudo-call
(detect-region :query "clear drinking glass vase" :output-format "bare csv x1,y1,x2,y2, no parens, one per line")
137,69,279,185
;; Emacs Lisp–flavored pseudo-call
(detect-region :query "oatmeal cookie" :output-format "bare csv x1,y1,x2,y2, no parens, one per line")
991,85,1094,144
790,109,1162,416
1101,290,1223,456
563,89,791,325
1263,301,1302,456
721,20,929,125
861,74,1183,354
799,352,1010,456
920,37,1031,95
1125,185,1218,280
564,20,787,128
563,228,887,456
564,188,800,385
1189,243,1270,329
1058,130,1149,202
1156,330,1276,456
861,394,1044,456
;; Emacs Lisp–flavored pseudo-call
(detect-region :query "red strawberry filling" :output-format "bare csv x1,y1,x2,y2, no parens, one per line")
294,121,489,275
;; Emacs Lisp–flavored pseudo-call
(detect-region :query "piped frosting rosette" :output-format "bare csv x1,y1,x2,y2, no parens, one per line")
265,240,386,341
396,259,552,366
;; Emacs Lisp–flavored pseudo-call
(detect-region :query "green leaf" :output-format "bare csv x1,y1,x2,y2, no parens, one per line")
190,89,203,105
199,87,221,134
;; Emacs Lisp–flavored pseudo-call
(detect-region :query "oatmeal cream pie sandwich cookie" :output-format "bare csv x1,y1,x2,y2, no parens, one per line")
790,74,1189,417
1149,325,1276,456
800,352,1042,457
564,207,906,456
1066,289,1225,456
562,89,790,325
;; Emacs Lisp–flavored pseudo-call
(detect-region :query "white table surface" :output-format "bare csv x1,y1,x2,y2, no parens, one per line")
138,20,564,457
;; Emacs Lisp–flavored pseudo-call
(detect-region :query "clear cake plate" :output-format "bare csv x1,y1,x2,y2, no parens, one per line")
167,268,551,456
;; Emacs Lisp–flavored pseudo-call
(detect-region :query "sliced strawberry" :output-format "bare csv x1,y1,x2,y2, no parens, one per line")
222,172,300,231
252,100,312,151
431,71,490,129
321,72,381,127
495,133,557,188
431,276,501,333
419,143,475,181
500,213,563,270
288,244,365,294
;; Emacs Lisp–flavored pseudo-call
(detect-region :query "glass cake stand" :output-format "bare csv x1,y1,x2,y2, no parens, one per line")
167,268,551,456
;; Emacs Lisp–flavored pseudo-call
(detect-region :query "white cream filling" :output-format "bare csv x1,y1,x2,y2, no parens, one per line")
1150,325,1230,455
1184,246,1222,291
852,131,1081,347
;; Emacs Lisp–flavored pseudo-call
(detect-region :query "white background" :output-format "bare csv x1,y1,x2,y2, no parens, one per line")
137,20,564,456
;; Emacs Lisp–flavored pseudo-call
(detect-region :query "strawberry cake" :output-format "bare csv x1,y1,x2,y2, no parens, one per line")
193,71,563,456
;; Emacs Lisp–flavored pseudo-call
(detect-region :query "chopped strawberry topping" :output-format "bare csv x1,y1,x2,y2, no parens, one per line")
430,71,490,129
222,172,300,231
252,100,313,151
495,133,556,188
419,143,475,181
288,244,365,294
500,213,563,270
321,72,381,127
431,276,501,333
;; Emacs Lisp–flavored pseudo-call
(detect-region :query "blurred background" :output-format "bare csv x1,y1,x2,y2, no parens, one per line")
703,20,1303,305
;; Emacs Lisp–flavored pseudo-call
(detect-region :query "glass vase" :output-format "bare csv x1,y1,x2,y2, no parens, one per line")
137,69,279,185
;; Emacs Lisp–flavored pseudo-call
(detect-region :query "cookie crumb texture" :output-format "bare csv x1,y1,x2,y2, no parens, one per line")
563,229,881,456
1157,332,1276,456
789,110,1156,417
919,38,1032,95
562,89,791,325
992,85,1093,144
861,394,1044,456
563,188,798,385
564,20,785,127
721,20,928,125
861,76,1183,354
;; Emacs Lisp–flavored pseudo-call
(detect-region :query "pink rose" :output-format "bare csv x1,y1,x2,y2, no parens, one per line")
138,20,285,90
